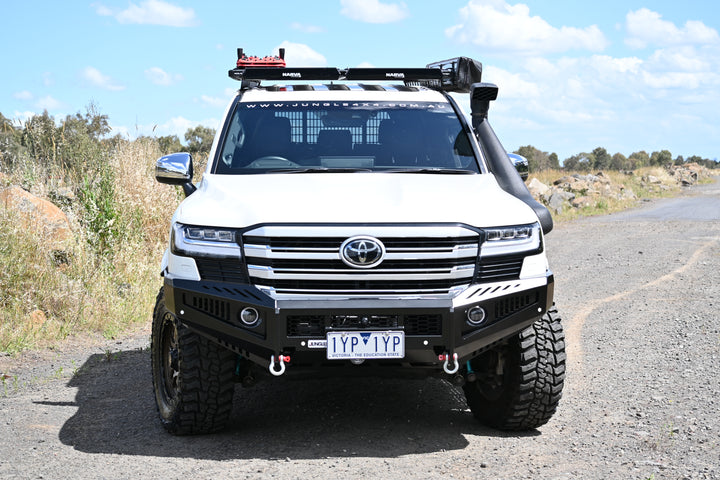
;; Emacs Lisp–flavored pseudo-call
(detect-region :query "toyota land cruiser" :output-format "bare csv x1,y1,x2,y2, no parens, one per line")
151,49,565,435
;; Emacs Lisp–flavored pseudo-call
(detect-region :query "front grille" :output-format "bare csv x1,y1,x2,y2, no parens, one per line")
495,291,539,320
243,225,479,297
404,314,442,335
476,254,525,282
330,315,400,330
194,258,248,283
287,315,325,337
286,313,442,337
182,293,231,322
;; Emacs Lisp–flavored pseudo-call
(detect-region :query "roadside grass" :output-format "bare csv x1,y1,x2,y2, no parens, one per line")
0,139,180,354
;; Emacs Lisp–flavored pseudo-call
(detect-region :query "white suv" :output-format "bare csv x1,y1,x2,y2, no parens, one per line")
151,49,565,435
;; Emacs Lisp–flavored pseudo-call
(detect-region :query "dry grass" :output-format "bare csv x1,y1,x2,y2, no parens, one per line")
0,139,182,353
528,167,683,222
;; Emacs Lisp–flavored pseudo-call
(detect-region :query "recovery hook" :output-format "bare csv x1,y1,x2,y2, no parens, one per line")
439,352,459,375
269,355,290,376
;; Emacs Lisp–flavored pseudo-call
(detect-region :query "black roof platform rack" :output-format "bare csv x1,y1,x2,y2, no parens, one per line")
345,68,442,82
227,48,483,93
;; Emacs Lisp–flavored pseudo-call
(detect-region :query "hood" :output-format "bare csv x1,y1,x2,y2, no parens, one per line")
173,173,539,228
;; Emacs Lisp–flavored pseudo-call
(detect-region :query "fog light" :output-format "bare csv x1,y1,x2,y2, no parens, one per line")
239,307,260,326
466,306,487,326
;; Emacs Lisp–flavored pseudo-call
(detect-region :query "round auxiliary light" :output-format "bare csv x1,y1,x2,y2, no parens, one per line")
239,307,260,326
466,306,487,326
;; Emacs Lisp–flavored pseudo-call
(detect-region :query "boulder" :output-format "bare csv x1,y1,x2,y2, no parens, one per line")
546,189,575,214
526,177,550,197
0,186,73,248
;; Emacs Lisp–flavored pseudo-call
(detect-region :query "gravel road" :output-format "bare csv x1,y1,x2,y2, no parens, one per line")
1,179,719,480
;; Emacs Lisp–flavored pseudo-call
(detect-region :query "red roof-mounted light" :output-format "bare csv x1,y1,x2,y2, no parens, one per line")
236,48,286,68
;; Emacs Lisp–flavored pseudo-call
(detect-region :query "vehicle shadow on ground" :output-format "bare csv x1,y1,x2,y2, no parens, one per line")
53,348,538,460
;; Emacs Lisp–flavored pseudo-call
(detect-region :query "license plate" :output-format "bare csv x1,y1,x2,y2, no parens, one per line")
326,331,405,360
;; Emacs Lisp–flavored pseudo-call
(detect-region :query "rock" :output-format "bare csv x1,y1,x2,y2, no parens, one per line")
526,178,550,197
0,185,73,248
547,189,574,214
571,196,593,209
49,187,76,207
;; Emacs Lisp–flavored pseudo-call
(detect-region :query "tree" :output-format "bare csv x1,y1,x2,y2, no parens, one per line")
548,152,560,170
563,153,593,172
514,145,559,172
22,110,58,168
627,151,650,170
591,147,611,170
157,135,184,154
0,112,23,168
650,150,673,167
184,126,215,156
610,153,628,170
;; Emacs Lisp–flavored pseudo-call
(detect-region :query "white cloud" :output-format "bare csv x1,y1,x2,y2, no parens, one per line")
646,46,710,73
82,66,125,91
13,90,33,101
34,95,63,111
446,0,608,55
97,0,197,27
340,0,409,24
129,116,221,140
93,2,113,16
482,65,540,99
275,41,326,67
42,72,54,87
625,8,720,49
291,22,325,33
200,94,231,108
145,66,183,86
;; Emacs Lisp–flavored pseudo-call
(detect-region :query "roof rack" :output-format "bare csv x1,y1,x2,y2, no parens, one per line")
227,48,483,93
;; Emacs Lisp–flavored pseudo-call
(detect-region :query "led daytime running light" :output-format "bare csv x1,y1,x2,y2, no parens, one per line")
185,227,235,243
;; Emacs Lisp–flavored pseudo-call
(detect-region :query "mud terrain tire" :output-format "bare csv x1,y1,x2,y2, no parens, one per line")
151,287,235,435
463,307,566,430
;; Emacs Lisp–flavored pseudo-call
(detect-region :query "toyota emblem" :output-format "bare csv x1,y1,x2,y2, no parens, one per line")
340,236,385,268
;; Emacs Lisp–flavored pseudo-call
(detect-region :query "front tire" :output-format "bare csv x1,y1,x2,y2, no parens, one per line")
463,307,566,430
151,287,235,435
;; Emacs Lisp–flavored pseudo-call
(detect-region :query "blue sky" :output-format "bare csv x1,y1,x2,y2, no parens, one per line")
2,0,718,162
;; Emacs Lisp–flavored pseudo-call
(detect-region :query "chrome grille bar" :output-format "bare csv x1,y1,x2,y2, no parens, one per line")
243,225,480,297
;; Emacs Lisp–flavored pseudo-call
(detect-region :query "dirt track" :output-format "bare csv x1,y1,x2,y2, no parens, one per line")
1,179,719,480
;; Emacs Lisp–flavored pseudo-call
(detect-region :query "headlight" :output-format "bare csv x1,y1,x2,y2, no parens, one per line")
171,223,242,258
481,223,541,256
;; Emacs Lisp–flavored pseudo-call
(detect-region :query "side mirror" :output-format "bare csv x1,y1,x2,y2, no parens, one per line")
156,152,196,196
507,153,529,181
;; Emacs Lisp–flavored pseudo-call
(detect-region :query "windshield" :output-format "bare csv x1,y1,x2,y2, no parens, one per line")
214,100,480,174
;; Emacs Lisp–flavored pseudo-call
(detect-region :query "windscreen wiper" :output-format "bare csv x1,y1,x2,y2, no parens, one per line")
384,168,477,174
269,167,373,173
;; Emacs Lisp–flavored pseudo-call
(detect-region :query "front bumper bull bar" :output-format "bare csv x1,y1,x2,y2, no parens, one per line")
163,273,554,377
